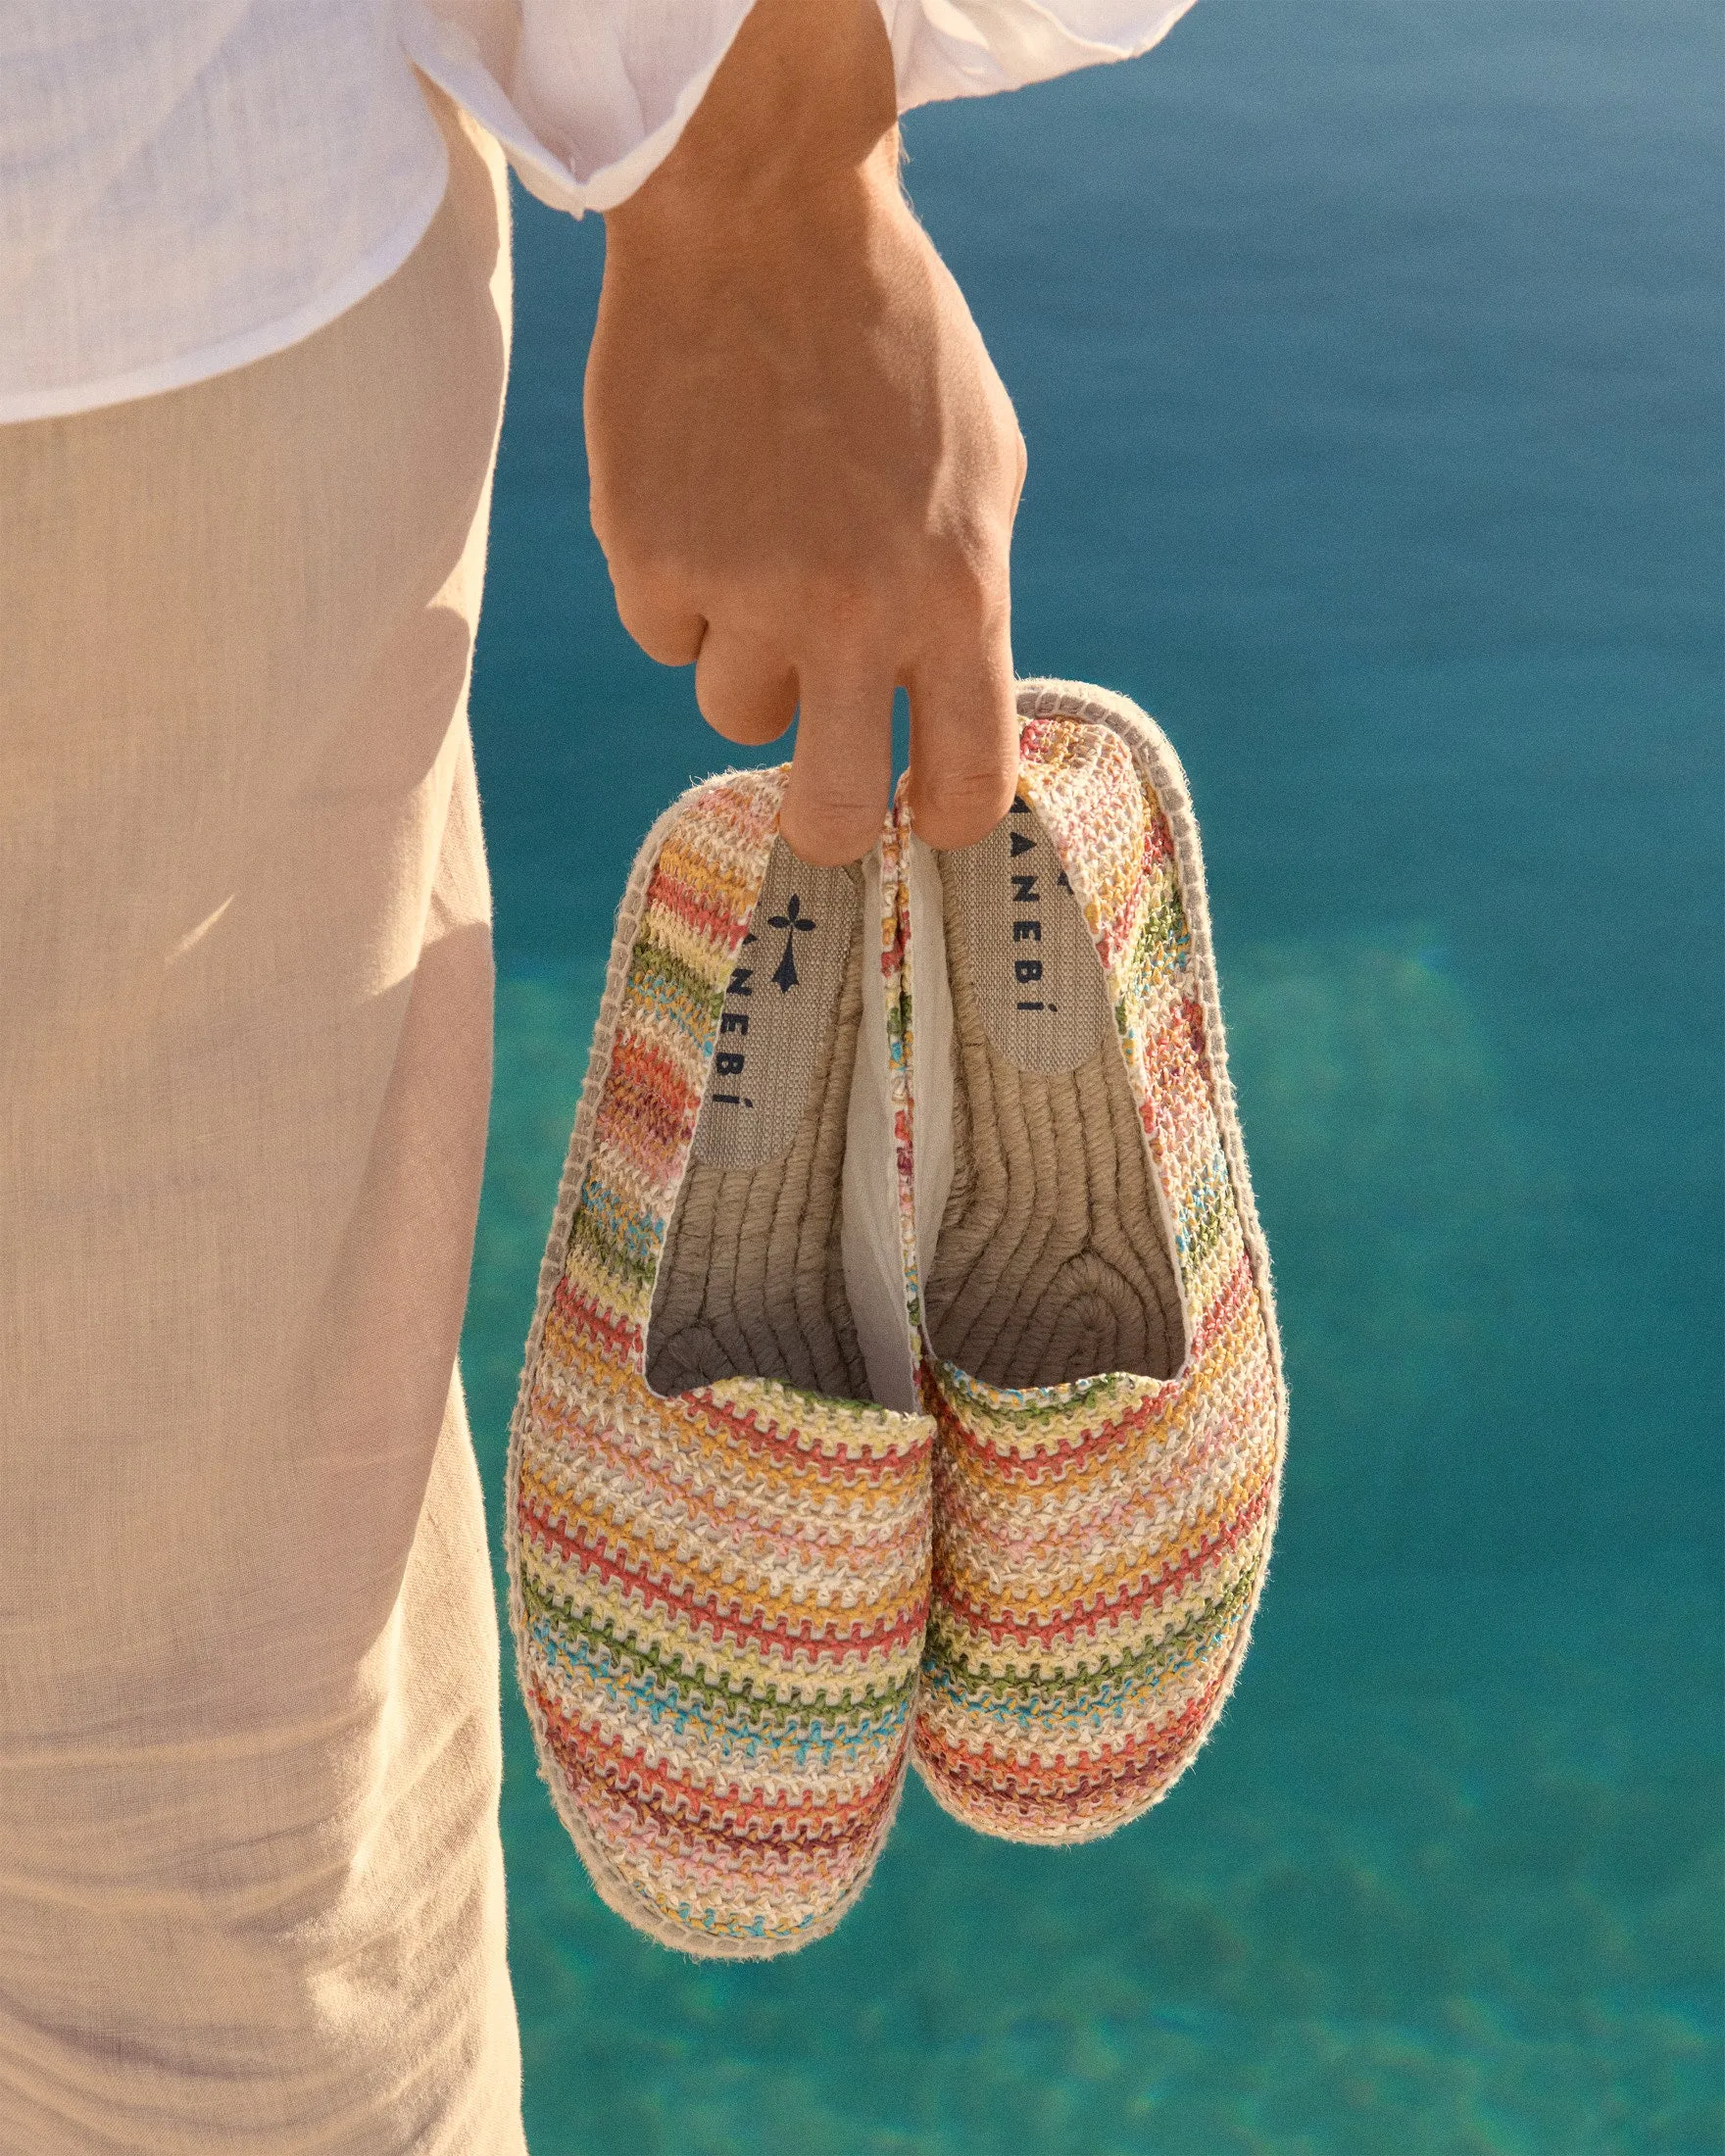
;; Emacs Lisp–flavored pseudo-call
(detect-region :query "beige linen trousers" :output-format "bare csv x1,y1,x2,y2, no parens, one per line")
0,92,528,2152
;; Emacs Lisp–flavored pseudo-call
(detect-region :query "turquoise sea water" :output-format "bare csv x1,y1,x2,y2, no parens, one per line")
463,1,1724,2147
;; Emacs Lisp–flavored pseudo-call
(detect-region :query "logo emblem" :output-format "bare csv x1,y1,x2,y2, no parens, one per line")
768,894,817,993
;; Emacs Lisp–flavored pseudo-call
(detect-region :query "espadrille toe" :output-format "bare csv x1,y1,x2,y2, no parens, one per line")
899,681,1287,1844
510,767,933,1956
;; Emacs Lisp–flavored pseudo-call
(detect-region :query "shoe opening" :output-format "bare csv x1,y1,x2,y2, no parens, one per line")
923,796,1186,1390
645,839,903,1406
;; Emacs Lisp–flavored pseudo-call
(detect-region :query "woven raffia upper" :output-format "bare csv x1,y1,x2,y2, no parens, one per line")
511,768,933,1955
912,708,1287,1843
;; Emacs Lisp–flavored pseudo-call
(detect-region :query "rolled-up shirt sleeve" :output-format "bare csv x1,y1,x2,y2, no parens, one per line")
398,0,1197,215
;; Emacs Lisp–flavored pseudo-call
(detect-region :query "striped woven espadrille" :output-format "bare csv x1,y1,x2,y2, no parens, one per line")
902,680,1288,1843
509,765,933,1955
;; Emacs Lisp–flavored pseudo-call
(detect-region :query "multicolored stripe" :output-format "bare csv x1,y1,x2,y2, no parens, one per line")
910,697,1287,1843
511,767,934,1956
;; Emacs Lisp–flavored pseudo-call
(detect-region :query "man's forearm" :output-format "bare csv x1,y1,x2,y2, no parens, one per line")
586,0,1024,863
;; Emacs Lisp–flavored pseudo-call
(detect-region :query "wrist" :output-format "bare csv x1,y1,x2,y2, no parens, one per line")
604,0,899,258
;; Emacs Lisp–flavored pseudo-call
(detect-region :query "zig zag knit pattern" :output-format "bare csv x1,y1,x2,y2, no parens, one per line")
509,766,934,1957
910,687,1288,1844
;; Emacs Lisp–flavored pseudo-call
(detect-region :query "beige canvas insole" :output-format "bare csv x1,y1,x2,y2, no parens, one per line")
646,840,871,1400
925,799,1185,1389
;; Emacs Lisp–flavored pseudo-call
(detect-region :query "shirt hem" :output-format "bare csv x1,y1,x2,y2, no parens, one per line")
0,153,450,427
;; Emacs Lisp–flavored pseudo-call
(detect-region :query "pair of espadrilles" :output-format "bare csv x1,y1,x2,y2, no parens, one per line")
508,679,1287,1957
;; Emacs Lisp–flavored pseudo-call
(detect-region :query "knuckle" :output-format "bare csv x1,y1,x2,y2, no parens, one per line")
796,565,886,642
784,781,883,866
913,761,1017,848
801,775,876,828
924,521,1011,616
605,543,702,664
926,540,995,613
593,498,690,599
616,595,696,667
606,532,675,598
697,676,793,747
588,486,644,573
694,682,745,738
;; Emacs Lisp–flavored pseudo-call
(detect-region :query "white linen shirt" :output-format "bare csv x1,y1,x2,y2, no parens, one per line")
0,0,1196,424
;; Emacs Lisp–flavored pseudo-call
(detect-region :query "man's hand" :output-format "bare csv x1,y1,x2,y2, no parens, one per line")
585,0,1025,864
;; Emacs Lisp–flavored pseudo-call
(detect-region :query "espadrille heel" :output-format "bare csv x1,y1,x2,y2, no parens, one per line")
900,681,1288,1844
510,765,932,1956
